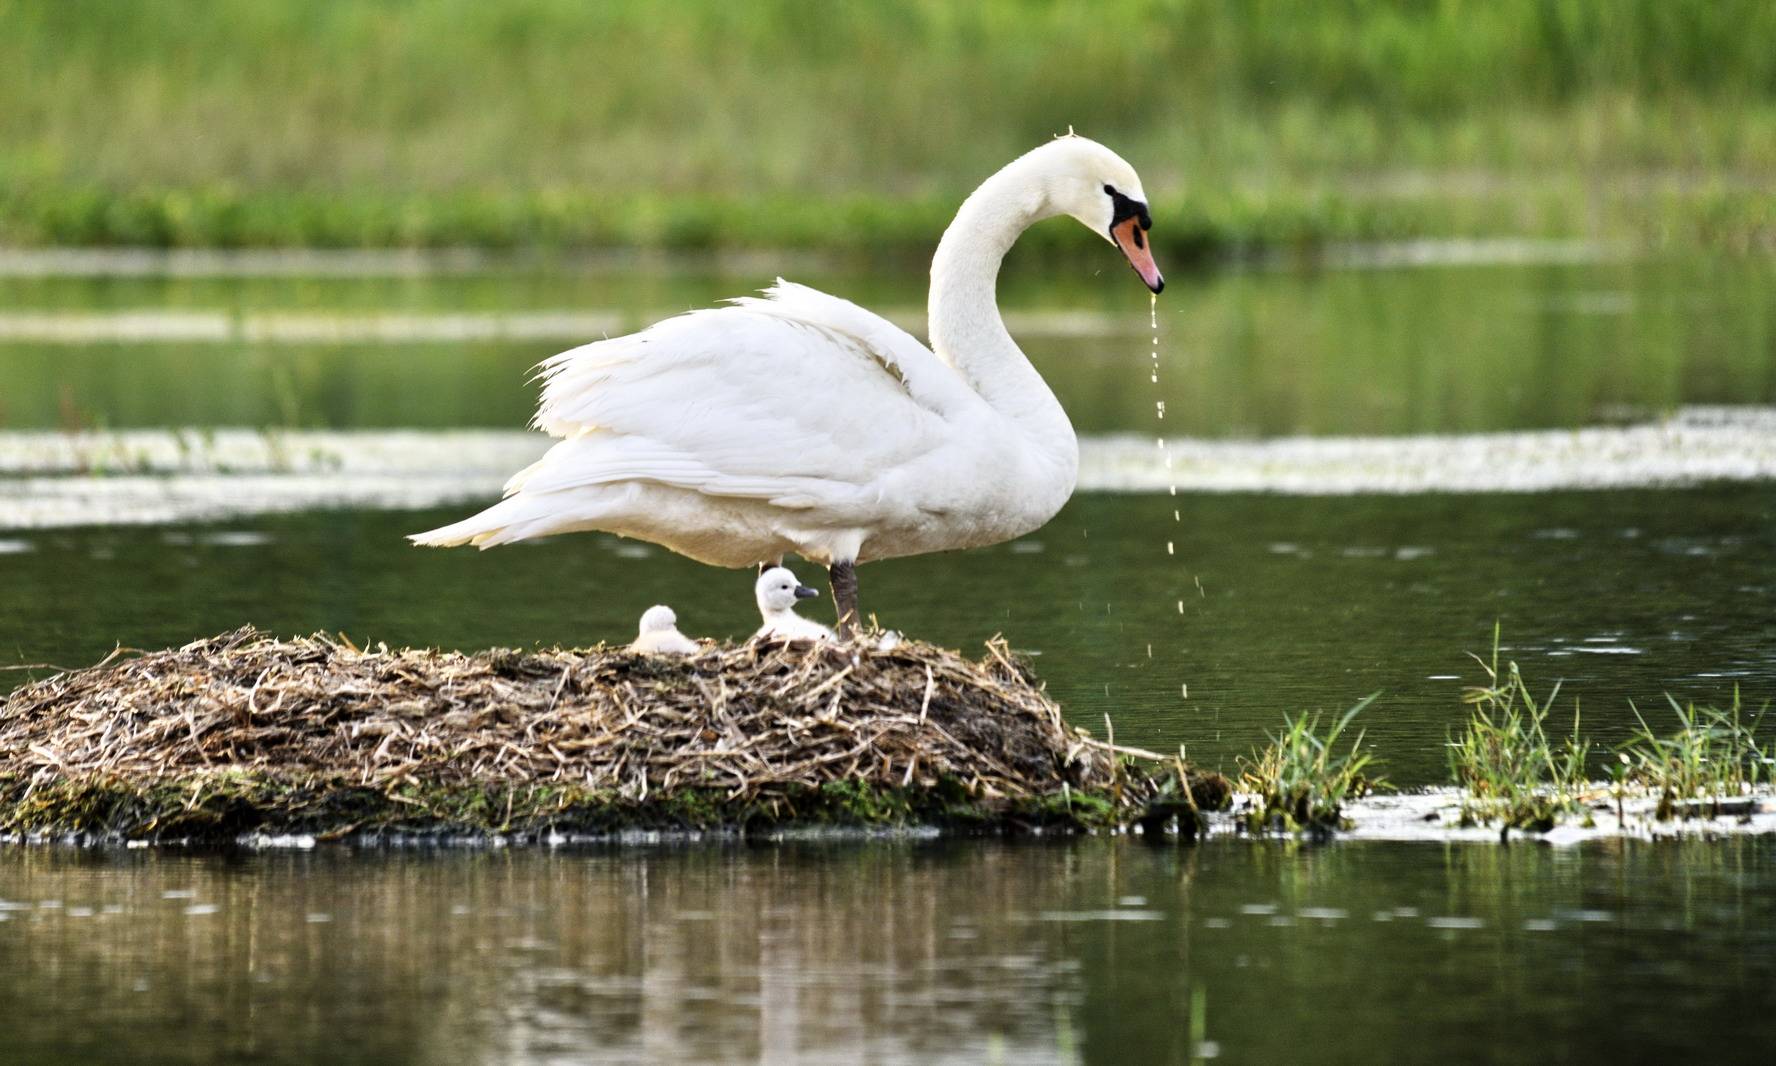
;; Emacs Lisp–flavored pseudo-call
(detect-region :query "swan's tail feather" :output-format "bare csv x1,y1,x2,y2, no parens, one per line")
407,507,505,549
408,493,608,549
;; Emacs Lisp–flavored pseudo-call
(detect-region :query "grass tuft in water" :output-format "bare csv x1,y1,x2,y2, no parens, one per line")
1237,695,1384,835
1620,691,1770,819
1447,625,1592,830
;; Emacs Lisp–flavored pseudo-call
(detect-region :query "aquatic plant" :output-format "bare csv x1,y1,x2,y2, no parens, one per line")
1237,695,1384,834
1446,626,1592,830
1620,692,1770,819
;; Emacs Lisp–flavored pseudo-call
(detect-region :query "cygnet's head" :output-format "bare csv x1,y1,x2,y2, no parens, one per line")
755,567,819,614
637,604,678,635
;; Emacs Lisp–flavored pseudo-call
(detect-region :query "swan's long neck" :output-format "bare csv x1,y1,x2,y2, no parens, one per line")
928,160,1076,463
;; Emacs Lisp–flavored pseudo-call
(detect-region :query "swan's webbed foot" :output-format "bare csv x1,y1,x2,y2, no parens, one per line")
829,560,859,638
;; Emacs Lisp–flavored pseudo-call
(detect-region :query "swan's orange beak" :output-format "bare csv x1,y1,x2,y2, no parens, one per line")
1112,216,1164,294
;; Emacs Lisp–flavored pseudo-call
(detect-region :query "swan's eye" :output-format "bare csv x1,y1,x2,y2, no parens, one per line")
1105,185,1151,232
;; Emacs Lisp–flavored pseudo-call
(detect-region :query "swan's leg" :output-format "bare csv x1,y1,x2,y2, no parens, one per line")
829,560,859,637
755,556,784,577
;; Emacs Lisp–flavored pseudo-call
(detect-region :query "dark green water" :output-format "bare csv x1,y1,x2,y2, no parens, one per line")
3,838,1775,1065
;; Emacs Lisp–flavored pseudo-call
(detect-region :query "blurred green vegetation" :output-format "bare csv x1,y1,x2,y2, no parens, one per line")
2,0,1775,257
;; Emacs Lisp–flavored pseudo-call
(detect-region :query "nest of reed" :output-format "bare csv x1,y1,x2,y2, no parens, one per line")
1,627,1226,842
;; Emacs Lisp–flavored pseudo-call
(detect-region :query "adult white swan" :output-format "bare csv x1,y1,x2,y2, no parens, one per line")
411,135,1163,631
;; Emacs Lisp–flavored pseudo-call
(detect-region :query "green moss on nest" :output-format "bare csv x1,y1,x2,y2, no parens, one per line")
0,771,1222,843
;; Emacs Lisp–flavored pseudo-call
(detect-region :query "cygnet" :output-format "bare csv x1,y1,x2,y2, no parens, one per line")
753,567,834,643
628,604,701,655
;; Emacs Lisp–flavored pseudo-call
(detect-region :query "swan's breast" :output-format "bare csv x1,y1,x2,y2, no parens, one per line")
860,427,1077,560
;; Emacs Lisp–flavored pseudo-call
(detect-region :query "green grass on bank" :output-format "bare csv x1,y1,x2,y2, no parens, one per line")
4,0,1776,256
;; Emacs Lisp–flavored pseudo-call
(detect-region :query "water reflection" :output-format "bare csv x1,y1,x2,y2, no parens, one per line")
2,838,1774,1064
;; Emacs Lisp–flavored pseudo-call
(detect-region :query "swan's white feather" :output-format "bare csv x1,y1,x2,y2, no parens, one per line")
630,629,701,655
754,614,835,643
629,605,701,655
411,137,1149,572
411,280,1046,566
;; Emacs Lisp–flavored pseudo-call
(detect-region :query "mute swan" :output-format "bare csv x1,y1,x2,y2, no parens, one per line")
411,134,1162,632
753,566,834,643
628,604,700,655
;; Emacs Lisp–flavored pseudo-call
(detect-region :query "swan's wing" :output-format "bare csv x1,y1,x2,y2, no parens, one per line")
519,283,974,510
725,280,981,417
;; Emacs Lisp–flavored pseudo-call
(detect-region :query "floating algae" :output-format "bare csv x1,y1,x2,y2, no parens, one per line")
0,628,1228,843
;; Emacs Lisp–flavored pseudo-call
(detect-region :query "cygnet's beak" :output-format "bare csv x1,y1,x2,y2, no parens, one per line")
1111,216,1164,294
794,585,819,600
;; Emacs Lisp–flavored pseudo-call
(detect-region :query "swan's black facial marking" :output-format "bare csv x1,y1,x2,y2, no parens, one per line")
1106,183,1165,293
1104,183,1151,241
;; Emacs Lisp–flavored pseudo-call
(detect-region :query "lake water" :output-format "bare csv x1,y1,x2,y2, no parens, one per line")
2,251,1773,436
3,839,1775,1064
2,250,1774,1061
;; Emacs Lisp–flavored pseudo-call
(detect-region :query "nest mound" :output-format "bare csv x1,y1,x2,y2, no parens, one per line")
1,628,1224,842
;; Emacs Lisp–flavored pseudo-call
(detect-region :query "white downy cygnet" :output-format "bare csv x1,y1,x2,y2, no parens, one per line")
628,604,701,655
753,567,834,643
